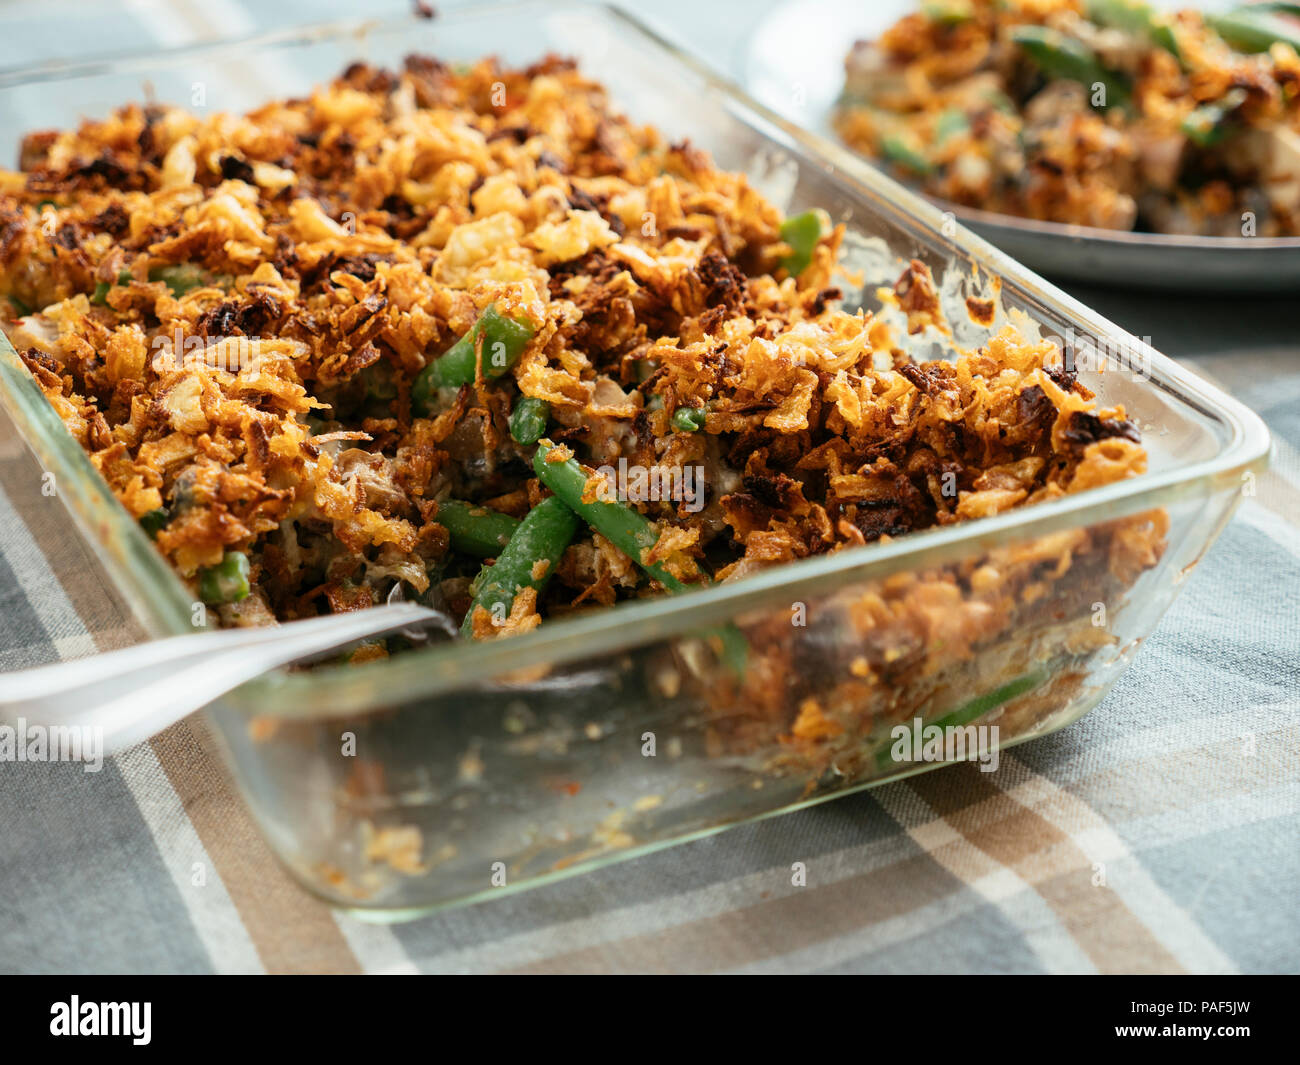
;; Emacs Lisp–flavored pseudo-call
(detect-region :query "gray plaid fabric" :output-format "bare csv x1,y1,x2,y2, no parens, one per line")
0,0,1296,975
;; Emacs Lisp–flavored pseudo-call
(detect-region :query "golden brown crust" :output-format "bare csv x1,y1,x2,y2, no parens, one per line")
2,54,1153,636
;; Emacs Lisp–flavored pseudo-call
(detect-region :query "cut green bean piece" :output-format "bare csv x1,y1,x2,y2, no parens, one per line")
934,109,972,144
1182,88,1249,147
436,499,522,558
777,209,829,277
532,440,689,593
1011,26,1131,110
1249,3,1300,17
1208,9,1300,53
412,304,536,413
139,507,169,540
671,406,706,433
91,269,136,306
509,395,550,445
881,134,936,176
199,550,250,603
149,262,207,297
875,671,1046,770
1086,0,1182,60
461,496,578,637
532,440,749,674
8,295,31,316
923,0,973,26
1149,22,1181,57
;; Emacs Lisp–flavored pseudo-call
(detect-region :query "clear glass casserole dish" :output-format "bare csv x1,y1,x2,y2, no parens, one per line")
0,2,1270,918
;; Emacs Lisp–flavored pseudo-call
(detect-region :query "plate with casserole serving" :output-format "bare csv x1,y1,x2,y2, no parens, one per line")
746,0,1300,291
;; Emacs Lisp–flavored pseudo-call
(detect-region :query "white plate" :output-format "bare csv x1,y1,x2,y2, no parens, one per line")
744,0,1300,292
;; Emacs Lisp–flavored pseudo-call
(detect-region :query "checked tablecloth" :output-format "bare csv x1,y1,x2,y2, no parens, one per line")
0,0,1296,975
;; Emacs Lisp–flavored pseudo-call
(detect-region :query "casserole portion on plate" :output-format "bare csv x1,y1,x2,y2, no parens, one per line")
835,0,1300,237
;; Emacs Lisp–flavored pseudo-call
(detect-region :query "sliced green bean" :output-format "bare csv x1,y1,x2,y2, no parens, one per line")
777,209,829,277
1208,8,1300,53
532,440,690,593
923,0,973,26
880,134,936,177
412,304,536,413
139,507,169,540
1182,88,1249,147
1011,26,1131,111
1086,0,1181,60
509,395,550,445
436,499,521,558
671,406,706,433
91,269,137,306
461,496,578,637
875,670,1046,770
533,441,749,674
149,262,207,297
1250,3,1300,17
934,108,971,144
199,550,250,603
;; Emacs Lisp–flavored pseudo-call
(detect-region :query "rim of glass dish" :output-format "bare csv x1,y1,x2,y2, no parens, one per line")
0,1,1272,717
941,199,1300,251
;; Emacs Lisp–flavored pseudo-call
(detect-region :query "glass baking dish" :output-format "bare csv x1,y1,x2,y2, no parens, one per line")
0,2,1270,918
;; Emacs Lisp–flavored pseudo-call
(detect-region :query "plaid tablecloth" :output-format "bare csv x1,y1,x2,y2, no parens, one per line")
1,0,1297,976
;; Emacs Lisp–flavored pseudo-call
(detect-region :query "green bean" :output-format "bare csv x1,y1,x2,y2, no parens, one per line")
199,550,250,603
436,499,521,558
1085,0,1181,60
461,496,578,637
777,209,828,277
880,134,936,176
923,0,973,26
1182,88,1249,147
874,671,1046,770
532,440,690,593
509,395,550,445
532,441,749,674
1251,2,1300,17
7,295,31,316
139,507,169,540
984,86,1017,115
411,304,536,413
1011,26,1131,110
934,109,971,144
670,406,706,433
91,269,137,306
1208,8,1300,53
149,262,207,297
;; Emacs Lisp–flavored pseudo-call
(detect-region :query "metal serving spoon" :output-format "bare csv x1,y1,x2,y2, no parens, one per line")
0,602,448,755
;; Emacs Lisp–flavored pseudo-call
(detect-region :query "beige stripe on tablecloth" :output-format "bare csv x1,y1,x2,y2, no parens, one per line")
909,765,1183,974
501,852,958,974
149,715,365,975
